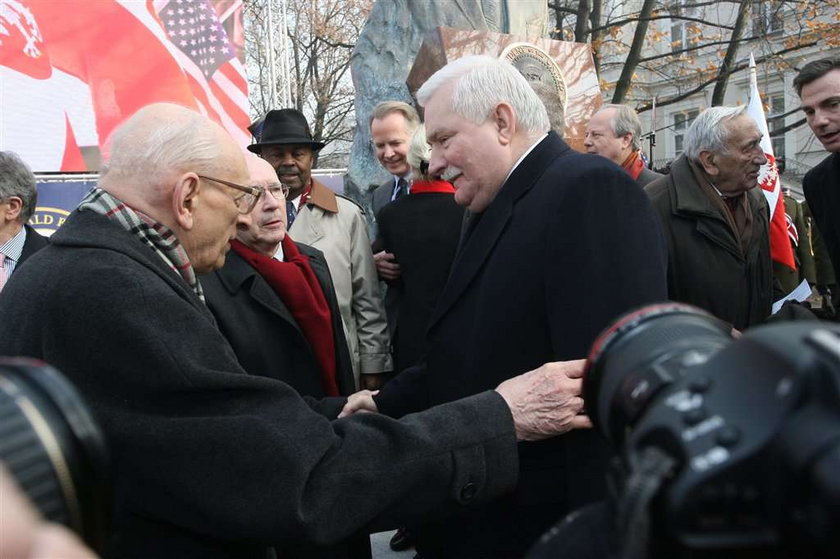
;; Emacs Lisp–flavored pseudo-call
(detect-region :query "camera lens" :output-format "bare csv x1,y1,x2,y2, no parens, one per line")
584,303,732,447
0,358,109,551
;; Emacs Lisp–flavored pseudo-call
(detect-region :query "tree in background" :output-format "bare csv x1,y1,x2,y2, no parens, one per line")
548,0,840,114
244,0,372,166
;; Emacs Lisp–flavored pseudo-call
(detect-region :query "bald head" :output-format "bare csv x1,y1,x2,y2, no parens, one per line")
246,156,277,185
101,103,242,206
97,103,250,273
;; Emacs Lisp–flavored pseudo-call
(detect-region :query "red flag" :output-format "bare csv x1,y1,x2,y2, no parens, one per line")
1,0,249,171
745,54,796,272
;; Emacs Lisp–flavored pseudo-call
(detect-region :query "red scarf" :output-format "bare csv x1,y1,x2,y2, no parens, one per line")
230,237,339,396
409,179,455,194
621,150,645,181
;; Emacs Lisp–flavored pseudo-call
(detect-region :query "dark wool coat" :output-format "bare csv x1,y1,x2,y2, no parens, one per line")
202,244,355,399
18,224,49,266
375,191,465,372
0,209,519,559
803,152,840,284
645,154,772,329
375,132,669,558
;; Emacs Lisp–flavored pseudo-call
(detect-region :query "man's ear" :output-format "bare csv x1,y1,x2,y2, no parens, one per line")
492,103,516,145
172,173,200,230
698,150,719,176
621,133,634,151
2,197,23,222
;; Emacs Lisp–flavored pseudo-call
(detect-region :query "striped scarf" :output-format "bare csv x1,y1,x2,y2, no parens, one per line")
79,188,204,302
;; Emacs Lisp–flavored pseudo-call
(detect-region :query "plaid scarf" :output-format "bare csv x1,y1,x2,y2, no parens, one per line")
79,187,204,302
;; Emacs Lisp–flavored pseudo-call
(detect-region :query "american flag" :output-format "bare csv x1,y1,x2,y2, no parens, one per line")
148,0,250,144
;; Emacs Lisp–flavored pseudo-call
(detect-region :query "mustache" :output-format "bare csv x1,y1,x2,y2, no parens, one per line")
441,166,463,182
276,167,300,177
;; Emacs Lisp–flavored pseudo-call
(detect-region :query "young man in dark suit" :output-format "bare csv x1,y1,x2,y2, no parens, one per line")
0,151,48,294
344,55,668,557
796,57,840,313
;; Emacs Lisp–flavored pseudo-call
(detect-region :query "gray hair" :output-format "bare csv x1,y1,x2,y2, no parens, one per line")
407,125,431,180
684,106,747,163
0,151,38,223
370,100,421,131
416,55,550,137
101,103,226,187
599,104,642,151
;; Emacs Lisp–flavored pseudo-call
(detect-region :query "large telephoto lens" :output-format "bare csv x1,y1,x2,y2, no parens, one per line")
0,358,109,551
584,303,733,447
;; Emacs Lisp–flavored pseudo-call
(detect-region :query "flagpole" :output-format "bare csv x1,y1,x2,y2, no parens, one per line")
648,96,656,169
266,0,279,109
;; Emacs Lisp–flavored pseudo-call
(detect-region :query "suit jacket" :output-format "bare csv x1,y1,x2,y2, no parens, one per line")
201,243,355,401
371,177,398,216
803,152,840,284
290,179,392,379
645,154,772,329
376,190,464,371
375,132,669,557
0,208,519,559
19,224,49,267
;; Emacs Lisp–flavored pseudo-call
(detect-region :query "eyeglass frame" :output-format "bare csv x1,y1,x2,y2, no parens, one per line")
197,174,263,214
262,183,291,200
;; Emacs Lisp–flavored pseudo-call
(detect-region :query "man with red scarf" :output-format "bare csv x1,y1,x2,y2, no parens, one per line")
584,104,662,187
202,156,368,557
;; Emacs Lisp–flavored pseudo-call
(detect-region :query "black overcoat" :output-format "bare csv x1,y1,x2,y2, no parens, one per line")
201,243,356,403
803,152,840,283
0,209,520,559
375,132,669,557
375,191,464,371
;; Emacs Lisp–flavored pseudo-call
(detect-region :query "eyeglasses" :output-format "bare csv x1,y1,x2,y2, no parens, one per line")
262,183,291,200
198,175,263,214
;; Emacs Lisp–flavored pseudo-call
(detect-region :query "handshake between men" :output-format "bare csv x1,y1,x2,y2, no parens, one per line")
341,360,592,441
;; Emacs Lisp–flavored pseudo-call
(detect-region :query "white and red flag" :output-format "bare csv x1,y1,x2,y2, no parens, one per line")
746,53,796,272
0,0,249,172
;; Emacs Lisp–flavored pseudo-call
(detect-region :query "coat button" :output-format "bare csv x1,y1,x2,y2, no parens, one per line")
460,482,477,502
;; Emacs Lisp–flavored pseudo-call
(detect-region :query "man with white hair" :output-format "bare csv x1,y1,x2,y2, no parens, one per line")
346,55,668,557
0,103,616,558
645,106,772,329
584,104,662,186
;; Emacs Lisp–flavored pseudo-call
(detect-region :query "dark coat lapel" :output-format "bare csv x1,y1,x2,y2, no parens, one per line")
430,133,565,327
212,248,302,334
19,225,49,265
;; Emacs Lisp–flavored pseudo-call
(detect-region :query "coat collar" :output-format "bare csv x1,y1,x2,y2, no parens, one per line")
429,132,568,326
305,178,338,213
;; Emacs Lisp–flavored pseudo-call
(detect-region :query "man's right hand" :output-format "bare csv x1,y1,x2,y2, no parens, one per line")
374,251,401,281
495,360,591,442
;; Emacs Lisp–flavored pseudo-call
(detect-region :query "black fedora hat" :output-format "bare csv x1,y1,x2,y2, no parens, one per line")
247,108,326,153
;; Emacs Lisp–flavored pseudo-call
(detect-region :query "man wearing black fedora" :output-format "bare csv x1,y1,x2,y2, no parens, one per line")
248,109,392,389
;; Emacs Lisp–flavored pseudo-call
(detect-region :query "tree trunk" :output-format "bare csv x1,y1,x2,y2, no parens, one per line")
575,0,590,43
612,0,657,104
710,0,751,106
589,0,602,77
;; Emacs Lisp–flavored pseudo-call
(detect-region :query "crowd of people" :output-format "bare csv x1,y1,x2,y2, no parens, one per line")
0,54,838,559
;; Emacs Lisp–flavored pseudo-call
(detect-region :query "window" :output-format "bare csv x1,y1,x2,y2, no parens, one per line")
753,1,784,37
767,93,785,160
670,0,699,53
673,109,699,156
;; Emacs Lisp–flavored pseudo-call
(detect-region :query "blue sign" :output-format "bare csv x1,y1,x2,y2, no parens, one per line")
31,179,96,236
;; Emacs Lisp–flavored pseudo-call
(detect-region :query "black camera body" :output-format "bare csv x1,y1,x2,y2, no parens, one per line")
582,304,840,558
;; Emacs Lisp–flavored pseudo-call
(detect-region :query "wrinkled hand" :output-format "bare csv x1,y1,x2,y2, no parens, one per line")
374,251,401,281
338,390,379,418
495,360,591,441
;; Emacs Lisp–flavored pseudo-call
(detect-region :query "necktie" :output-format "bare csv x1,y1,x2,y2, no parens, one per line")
286,199,298,228
0,252,8,293
394,178,408,201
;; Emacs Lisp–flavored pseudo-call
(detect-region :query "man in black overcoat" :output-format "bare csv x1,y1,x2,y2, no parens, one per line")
343,55,669,557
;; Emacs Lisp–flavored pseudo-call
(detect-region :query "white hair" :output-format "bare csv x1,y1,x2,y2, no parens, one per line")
416,55,550,136
599,104,643,151
684,106,747,163
101,103,226,187
407,125,431,180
